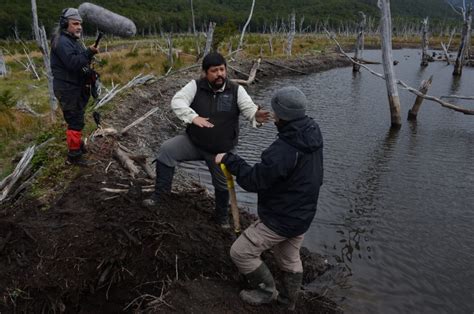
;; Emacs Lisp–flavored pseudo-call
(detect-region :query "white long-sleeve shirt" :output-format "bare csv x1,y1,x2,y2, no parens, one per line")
171,80,260,128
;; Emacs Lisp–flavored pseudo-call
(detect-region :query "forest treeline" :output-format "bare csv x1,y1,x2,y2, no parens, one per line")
1,0,460,39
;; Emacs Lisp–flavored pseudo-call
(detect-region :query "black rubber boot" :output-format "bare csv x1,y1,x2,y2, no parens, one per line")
66,149,92,167
277,271,303,311
214,189,230,228
80,140,87,154
240,263,278,305
143,160,175,207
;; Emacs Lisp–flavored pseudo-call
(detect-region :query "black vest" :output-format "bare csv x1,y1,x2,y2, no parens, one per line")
186,79,240,154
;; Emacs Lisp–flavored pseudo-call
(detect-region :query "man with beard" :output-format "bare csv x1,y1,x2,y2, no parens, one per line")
143,52,270,228
51,8,99,165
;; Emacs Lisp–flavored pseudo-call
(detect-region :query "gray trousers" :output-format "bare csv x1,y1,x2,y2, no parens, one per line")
157,133,234,192
230,220,304,275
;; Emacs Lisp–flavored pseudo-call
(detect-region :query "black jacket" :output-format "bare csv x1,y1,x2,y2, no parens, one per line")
222,116,324,238
51,32,94,90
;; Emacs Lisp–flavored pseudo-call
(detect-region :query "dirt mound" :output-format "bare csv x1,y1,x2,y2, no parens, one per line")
0,54,349,312
0,167,336,313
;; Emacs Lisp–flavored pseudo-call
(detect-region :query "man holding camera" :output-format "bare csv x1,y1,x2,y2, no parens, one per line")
51,8,99,165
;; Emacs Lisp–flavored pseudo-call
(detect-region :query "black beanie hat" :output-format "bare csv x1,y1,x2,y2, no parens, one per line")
202,52,226,71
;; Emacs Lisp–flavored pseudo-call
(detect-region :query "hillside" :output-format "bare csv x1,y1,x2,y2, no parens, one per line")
1,0,458,38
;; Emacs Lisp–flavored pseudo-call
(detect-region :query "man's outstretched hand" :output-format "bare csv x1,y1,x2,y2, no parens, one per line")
192,116,214,128
255,108,271,123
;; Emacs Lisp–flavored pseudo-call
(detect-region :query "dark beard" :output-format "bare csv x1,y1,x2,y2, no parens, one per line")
210,77,226,90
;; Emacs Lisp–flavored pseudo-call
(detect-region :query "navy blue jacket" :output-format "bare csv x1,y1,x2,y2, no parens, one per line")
222,116,324,238
50,32,94,90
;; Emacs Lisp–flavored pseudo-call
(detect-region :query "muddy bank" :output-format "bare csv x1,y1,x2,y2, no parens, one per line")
0,54,348,313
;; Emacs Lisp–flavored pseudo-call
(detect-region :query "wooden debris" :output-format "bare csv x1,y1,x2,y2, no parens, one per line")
1,145,36,202
408,76,433,121
263,60,308,75
327,31,474,116
231,58,261,86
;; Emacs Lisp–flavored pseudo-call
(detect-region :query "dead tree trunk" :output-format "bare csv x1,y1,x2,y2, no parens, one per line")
353,11,366,72
378,0,402,128
407,76,433,121
190,0,200,56
441,28,456,65
31,0,57,121
453,5,472,76
237,0,256,52
166,34,173,69
203,22,216,57
0,51,7,77
286,12,296,57
421,17,429,67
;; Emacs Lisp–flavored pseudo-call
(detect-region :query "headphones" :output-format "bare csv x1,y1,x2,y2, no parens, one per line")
59,8,69,29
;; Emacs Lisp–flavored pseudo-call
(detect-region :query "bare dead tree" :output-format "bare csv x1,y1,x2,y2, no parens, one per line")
421,18,430,67
408,76,433,121
441,28,456,65
299,16,305,33
450,1,472,76
31,0,57,121
328,34,474,116
237,0,256,52
353,11,366,72
0,50,7,77
203,22,216,57
166,33,174,69
268,25,275,56
377,0,402,128
286,12,296,57
189,0,200,56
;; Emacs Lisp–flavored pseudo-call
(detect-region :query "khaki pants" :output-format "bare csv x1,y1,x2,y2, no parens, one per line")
230,220,304,275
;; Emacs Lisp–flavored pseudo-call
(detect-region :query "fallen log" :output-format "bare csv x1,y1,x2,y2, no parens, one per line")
1,145,36,202
113,146,140,178
262,60,308,75
231,58,261,86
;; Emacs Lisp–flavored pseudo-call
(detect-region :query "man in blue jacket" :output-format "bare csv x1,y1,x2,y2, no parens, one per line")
215,86,323,310
50,8,98,165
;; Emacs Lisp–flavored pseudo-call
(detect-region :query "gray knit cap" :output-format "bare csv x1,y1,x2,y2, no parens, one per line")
63,8,82,22
271,86,307,121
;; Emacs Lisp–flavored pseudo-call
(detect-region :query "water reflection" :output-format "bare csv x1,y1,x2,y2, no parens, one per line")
333,129,399,269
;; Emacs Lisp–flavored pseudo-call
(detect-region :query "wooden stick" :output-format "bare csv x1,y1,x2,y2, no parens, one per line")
440,95,474,100
220,164,240,234
113,147,140,178
121,106,160,135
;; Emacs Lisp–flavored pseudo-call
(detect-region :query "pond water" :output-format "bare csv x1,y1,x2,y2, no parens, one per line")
179,49,474,313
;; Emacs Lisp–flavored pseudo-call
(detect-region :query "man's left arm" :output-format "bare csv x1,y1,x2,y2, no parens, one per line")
237,86,271,127
220,143,298,192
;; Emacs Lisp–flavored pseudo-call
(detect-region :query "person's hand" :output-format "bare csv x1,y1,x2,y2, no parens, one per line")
255,108,271,123
89,45,99,54
192,116,214,128
215,153,226,164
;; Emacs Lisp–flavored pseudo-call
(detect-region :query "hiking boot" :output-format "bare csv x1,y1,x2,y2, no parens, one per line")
143,160,175,207
240,263,278,305
66,150,93,167
277,271,303,311
80,140,88,154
